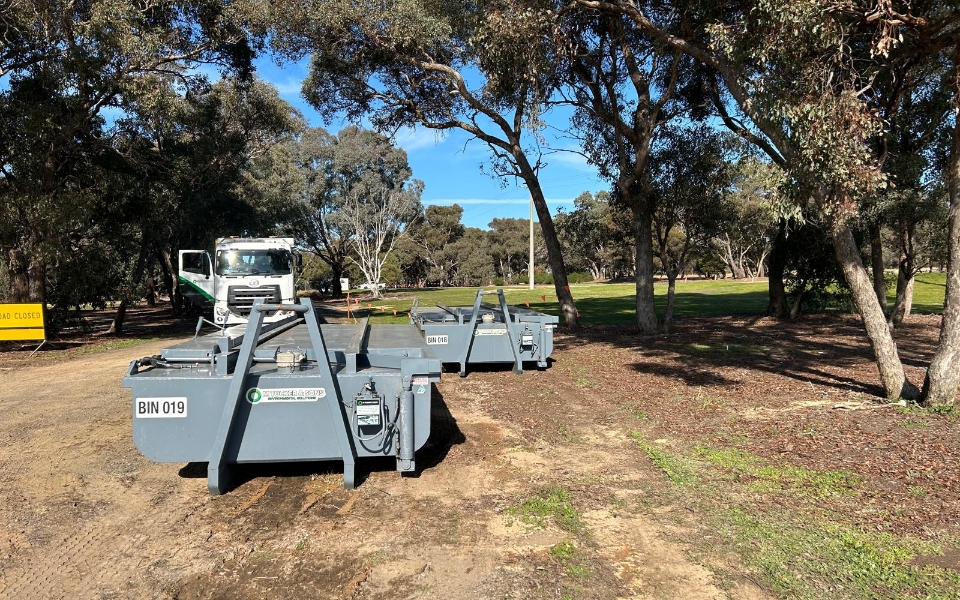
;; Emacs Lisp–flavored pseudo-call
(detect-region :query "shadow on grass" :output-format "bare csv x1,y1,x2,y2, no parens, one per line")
564,289,770,325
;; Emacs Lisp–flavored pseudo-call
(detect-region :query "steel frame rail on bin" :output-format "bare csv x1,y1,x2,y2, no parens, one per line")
125,298,441,496
205,299,356,494
456,289,524,377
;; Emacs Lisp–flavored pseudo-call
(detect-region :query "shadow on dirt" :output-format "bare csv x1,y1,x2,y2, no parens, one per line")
554,314,916,397
176,386,465,490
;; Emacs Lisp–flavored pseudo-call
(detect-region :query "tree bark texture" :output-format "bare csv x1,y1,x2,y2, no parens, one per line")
27,254,45,304
634,207,659,334
832,222,919,400
890,248,915,326
514,154,580,328
7,248,30,303
870,222,887,312
921,102,960,406
160,248,183,314
766,219,789,318
663,274,677,333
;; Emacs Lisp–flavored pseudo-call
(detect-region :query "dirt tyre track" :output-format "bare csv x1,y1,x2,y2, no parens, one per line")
0,336,764,599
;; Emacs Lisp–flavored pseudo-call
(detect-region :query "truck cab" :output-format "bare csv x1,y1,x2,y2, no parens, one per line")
179,237,300,326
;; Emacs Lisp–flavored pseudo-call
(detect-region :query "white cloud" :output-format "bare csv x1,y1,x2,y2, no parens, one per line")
270,77,304,97
393,126,447,151
545,148,593,171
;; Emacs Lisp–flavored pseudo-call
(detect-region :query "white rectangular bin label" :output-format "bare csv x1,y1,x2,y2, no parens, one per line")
246,387,326,404
136,397,187,418
426,334,448,345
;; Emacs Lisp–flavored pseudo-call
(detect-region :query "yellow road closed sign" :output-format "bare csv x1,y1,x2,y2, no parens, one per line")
0,303,46,341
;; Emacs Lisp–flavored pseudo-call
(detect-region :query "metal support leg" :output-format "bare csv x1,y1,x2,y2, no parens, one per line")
457,288,485,377
537,325,548,368
397,375,415,472
497,290,524,375
206,303,268,494
301,298,357,489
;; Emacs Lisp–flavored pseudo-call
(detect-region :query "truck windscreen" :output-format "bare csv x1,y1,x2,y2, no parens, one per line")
216,249,293,276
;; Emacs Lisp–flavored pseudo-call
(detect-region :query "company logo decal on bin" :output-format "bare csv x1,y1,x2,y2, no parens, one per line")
246,387,326,404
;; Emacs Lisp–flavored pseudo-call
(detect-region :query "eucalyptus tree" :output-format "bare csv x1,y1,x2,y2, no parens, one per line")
117,76,302,322
649,124,730,330
262,0,580,325
249,127,352,296
870,53,954,326
557,5,695,333
577,0,960,404
0,0,256,304
407,204,467,286
716,156,781,281
449,228,498,287
555,191,617,281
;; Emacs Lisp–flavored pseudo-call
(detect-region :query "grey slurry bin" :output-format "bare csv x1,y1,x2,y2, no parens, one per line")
410,288,558,377
123,299,441,494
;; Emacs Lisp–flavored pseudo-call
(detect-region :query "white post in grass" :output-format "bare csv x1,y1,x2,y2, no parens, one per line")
529,194,535,290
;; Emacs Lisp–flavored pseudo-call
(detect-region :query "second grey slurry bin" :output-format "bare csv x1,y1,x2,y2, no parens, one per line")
410,288,558,377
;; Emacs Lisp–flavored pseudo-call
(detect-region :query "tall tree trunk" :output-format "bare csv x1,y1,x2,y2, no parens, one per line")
921,93,960,407
514,154,579,328
767,219,789,318
663,271,677,333
145,255,156,308
832,222,919,400
108,237,150,335
27,253,45,304
634,207,659,334
720,237,745,279
7,248,30,303
156,251,173,303
331,263,344,297
756,246,770,279
890,251,915,326
870,222,887,312
789,281,806,320
160,248,183,314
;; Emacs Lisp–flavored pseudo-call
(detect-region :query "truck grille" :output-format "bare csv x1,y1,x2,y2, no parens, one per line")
227,285,282,316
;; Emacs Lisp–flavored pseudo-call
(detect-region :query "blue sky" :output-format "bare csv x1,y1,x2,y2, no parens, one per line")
254,57,607,230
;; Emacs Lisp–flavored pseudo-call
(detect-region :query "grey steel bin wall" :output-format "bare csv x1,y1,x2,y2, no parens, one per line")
122,301,440,493
126,364,434,464
418,321,555,365
410,289,558,376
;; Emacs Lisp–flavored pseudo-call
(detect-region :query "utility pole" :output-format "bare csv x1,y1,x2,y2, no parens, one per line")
529,194,535,290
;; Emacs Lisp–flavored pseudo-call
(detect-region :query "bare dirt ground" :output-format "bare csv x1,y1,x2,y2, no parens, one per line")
0,306,956,599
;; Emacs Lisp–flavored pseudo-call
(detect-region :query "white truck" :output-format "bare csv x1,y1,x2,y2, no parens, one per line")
178,237,300,326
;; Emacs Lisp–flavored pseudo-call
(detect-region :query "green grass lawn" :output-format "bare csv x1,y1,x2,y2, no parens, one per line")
899,271,948,314
352,272,947,325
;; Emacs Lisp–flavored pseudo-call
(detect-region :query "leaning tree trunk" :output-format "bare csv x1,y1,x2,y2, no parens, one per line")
832,221,919,400
870,221,887,312
160,248,183,314
514,153,580,328
921,97,960,407
767,219,789,318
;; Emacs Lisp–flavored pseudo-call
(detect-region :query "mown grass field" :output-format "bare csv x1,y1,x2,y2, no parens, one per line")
352,271,947,324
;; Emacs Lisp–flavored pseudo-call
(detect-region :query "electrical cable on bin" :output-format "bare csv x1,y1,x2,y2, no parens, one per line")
136,356,185,369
